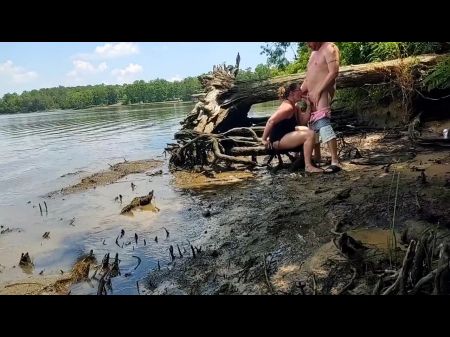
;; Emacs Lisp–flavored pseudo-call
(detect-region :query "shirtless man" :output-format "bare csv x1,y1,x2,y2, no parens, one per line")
301,42,341,173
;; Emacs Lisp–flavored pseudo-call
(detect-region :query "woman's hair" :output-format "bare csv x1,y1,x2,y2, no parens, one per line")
277,83,299,100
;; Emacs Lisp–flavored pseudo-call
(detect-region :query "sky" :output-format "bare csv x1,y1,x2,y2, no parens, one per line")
0,42,296,97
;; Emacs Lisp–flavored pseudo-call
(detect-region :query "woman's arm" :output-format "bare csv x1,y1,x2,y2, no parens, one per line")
261,103,293,144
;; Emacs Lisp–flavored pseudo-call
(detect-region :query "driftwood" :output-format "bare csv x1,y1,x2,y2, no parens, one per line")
97,252,121,295
19,252,32,267
120,191,154,214
168,53,447,170
328,227,450,295
408,112,450,147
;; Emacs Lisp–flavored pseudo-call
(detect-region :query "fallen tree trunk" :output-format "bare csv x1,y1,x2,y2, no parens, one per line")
218,54,446,109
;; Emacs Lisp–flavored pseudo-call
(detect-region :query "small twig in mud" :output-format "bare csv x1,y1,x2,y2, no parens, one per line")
134,233,138,245
102,239,106,245
263,254,274,294
19,252,32,266
177,244,183,258
42,232,50,239
97,273,108,295
110,253,120,277
39,203,43,216
102,253,110,270
136,281,140,295
337,266,357,295
155,236,158,243
391,172,401,251
157,260,161,271
296,281,306,295
115,236,120,248
132,255,141,270
120,229,125,238
419,171,427,185
386,170,396,222
410,263,447,295
312,274,318,295
44,201,48,213
169,245,175,261
372,277,383,295
144,239,146,246
69,217,75,226
382,240,416,295
5,282,45,288
107,163,113,168
163,227,169,238
191,245,196,258
91,266,99,279
415,191,421,210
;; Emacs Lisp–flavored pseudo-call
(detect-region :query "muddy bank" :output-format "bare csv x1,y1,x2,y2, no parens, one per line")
173,170,255,190
0,251,98,295
3,130,449,295
47,159,163,196
144,132,450,295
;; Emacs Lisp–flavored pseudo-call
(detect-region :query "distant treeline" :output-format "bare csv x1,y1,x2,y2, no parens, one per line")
0,65,274,114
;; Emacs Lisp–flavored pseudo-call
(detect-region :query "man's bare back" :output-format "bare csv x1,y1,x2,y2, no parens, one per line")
302,42,340,111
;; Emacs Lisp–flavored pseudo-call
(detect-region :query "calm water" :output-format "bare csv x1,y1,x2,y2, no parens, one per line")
0,101,276,294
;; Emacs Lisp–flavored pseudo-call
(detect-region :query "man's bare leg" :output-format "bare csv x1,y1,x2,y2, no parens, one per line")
313,143,321,163
327,138,340,166
303,136,323,173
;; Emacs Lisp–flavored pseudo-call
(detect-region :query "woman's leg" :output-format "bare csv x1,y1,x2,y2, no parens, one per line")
273,128,322,173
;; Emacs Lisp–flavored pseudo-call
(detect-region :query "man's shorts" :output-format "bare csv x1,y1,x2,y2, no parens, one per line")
311,117,336,144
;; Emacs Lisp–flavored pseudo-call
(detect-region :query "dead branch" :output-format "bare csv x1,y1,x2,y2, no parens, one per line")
263,254,274,294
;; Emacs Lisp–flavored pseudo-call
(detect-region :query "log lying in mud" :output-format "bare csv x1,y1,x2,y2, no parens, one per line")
120,191,154,214
169,53,447,170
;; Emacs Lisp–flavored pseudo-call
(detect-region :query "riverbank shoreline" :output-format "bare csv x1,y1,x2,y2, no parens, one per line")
2,130,450,295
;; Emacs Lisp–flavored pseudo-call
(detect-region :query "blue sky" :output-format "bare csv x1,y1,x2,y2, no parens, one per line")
0,42,296,96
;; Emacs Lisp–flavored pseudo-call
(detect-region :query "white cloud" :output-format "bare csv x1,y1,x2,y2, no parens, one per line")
168,75,183,82
72,43,140,62
67,60,108,81
0,60,38,84
95,42,139,59
111,63,143,83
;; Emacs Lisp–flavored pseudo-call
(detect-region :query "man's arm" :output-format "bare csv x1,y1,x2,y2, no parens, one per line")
317,43,340,95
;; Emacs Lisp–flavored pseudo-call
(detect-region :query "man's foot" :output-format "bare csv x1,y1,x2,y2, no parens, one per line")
312,159,328,168
305,165,324,173
323,164,341,174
